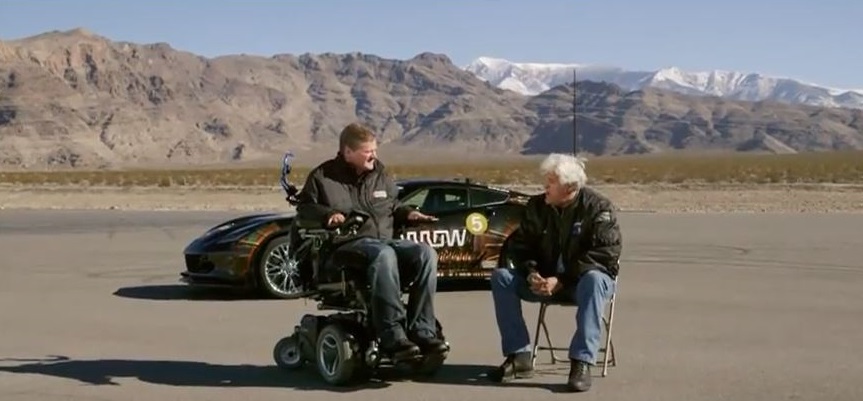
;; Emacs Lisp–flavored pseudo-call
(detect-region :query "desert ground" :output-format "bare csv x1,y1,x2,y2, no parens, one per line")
1,209,862,401
2,183,863,213
3,150,863,213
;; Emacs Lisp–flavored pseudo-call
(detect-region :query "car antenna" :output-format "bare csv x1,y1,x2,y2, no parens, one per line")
572,67,578,156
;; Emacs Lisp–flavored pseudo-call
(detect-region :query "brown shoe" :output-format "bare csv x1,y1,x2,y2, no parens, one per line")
566,359,592,392
487,351,534,382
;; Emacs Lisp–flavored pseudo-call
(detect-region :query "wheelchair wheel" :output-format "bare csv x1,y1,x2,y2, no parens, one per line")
315,323,360,386
273,334,304,370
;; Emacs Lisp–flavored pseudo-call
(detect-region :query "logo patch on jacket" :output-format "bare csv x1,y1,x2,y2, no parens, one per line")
595,211,612,223
373,190,387,199
571,221,582,236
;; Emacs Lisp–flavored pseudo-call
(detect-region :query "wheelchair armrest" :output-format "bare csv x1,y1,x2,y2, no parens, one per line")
297,228,332,240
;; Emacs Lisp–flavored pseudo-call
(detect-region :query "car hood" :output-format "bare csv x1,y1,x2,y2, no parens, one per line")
202,211,295,239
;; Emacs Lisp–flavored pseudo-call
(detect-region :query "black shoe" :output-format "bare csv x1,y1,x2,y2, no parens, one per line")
380,338,421,361
566,359,592,392
487,351,534,382
409,334,449,355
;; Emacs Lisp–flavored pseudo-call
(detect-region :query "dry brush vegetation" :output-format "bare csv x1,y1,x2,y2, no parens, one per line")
1,151,862,188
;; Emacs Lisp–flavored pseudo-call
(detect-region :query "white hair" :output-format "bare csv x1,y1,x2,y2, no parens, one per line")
540,153,588,187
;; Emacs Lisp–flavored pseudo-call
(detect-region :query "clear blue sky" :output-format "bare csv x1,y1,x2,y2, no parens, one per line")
1,0,860,89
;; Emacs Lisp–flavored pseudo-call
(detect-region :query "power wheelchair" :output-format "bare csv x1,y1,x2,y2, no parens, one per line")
272,152,450,386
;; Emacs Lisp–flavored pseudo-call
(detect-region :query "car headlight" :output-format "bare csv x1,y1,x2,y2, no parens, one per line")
205,223,234,235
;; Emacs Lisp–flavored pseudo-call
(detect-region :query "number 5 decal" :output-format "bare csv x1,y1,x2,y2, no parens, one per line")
465,212,488,235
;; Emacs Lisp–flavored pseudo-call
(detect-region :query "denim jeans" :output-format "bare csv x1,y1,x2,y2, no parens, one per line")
335,237,439,344
490,267,616,364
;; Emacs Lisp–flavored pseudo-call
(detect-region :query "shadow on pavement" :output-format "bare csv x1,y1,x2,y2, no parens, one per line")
112,279,490,302
0,355,570,393
112,285,253,301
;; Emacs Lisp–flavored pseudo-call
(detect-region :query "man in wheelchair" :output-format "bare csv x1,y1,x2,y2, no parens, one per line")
489,154,621,392
295,123,447,362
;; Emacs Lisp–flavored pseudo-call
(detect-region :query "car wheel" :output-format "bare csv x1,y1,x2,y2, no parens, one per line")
258,234,306,299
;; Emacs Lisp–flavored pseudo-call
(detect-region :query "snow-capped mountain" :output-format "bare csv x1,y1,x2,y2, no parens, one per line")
465,57,863,109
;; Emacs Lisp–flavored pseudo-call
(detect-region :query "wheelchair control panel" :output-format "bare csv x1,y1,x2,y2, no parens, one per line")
297,211,368,242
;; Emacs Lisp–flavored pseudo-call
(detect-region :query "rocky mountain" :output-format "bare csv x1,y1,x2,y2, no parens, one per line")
532,82,863,155
1,28,863,170
465,57,863,110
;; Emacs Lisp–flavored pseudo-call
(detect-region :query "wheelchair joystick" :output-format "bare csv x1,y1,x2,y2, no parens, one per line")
333,214,365,237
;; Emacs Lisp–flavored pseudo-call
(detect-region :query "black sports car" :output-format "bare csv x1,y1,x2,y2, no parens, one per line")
180,153,531,298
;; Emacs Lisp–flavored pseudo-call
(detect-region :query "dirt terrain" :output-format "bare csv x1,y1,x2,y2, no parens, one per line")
2,184,862,213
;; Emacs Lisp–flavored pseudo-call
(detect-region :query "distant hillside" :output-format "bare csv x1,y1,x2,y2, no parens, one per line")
2,28,863,169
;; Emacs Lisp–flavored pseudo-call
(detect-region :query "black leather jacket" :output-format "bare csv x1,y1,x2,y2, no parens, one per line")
295,154,414,240
502,186,622,284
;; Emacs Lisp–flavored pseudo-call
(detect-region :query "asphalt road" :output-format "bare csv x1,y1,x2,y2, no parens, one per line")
1,209,862,401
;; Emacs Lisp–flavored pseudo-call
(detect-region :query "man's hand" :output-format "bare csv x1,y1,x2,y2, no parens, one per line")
530,275,562,297
407,210,438,222
528,270,545,294
527,270,544,289
327,212,346,228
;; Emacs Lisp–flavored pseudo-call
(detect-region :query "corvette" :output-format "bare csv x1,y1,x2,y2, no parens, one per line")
180,153,532,299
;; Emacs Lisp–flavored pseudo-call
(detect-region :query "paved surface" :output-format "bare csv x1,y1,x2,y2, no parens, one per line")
1,209,862,401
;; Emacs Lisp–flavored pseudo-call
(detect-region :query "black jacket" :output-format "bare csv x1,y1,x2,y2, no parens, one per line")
502,186,622,284
295,154,415,240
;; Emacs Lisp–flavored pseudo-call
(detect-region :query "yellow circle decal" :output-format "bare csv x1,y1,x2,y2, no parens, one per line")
465,212,488,235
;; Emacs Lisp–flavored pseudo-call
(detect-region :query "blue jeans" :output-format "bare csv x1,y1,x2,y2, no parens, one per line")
334,237,439,344
490,267,616,364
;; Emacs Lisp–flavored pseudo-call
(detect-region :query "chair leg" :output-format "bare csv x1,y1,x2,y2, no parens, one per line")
601,296,617,377
532,302,571,368
533,299,617,375
541,317,558,364
531,303,547,369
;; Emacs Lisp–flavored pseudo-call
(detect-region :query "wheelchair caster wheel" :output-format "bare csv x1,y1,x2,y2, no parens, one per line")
273,334,304,370
412,349,448,377
315,323,361,386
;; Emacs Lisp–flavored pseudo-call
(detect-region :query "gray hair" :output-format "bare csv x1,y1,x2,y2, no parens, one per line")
540,153,588,188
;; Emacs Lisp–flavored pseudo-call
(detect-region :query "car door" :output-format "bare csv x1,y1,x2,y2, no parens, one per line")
464,187,522,272
397,185,475,276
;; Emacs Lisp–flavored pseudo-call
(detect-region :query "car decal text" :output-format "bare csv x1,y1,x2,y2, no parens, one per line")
401,229,468,248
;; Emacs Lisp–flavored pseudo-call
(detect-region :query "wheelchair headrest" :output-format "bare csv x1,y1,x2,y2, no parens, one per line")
280,151,300,205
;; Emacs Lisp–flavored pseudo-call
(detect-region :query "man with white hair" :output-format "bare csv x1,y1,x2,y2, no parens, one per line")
487,153,621,392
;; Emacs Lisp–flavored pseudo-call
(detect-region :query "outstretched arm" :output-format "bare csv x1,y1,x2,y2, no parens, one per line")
388,179,416,227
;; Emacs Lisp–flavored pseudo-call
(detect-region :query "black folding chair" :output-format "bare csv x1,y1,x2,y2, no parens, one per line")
531,275,618,377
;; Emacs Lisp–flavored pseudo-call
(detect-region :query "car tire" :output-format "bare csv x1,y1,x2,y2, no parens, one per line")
257,234,307,299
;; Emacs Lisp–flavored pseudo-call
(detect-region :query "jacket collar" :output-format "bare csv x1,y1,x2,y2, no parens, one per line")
550,187,582,213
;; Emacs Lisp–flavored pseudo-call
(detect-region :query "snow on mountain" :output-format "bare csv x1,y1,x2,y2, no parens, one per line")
464,57,863,109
